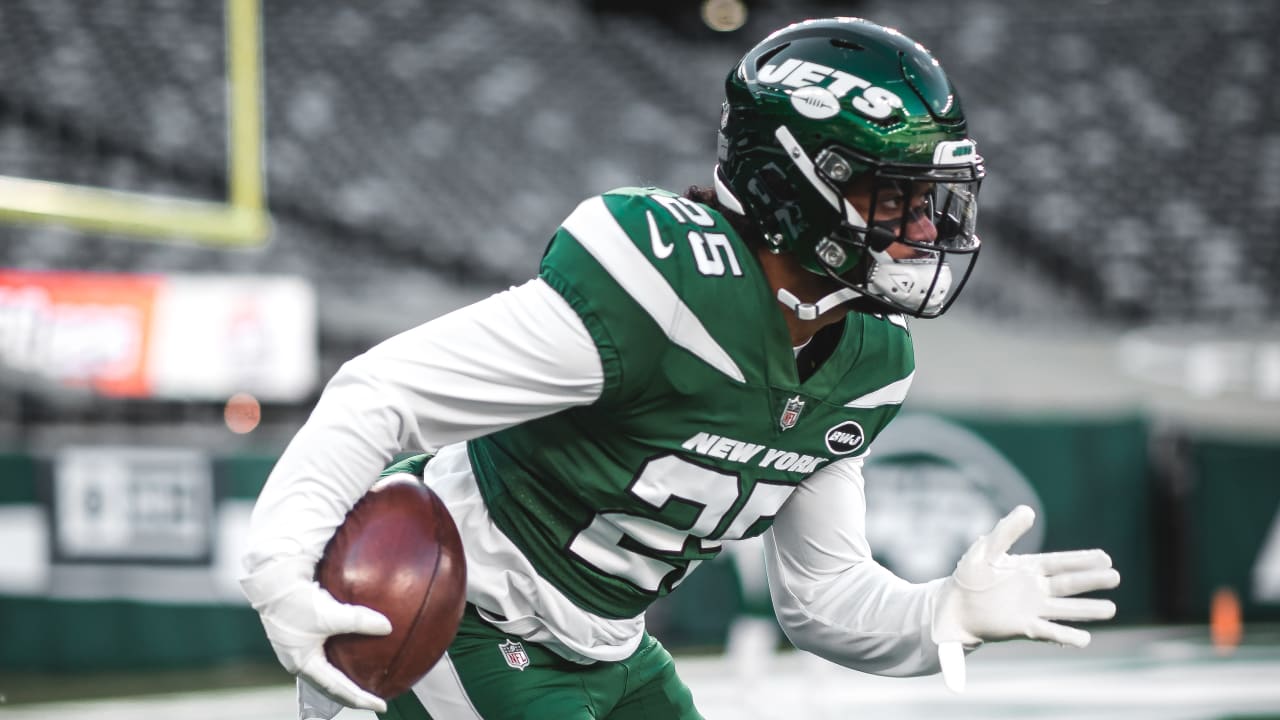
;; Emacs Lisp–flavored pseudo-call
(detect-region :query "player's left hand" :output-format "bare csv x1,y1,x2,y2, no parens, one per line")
931,505,1121,693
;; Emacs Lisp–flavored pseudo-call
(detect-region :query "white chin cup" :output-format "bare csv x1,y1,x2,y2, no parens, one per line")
777,287,859,321
865,249,953,314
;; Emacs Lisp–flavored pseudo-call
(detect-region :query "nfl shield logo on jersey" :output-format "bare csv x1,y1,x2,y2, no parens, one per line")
779,395,805,431
499,639,530,671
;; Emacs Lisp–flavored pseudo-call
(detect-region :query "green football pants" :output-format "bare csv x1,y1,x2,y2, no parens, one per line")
379,606,703,720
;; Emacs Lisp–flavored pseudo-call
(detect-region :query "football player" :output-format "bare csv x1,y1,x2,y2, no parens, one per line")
241,17,1121,720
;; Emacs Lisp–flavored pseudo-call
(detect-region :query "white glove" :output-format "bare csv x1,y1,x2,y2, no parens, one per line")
931,505,1121,693
240,556,393,713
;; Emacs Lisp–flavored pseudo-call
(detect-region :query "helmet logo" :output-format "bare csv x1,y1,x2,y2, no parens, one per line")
758,58,904,121
790,86,840,119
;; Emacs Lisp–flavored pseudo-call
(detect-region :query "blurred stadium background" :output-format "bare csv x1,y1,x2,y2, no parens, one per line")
0,0,1278,717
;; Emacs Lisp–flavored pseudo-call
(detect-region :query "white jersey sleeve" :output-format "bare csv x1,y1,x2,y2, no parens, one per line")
243,278,604,571
763,456,946,677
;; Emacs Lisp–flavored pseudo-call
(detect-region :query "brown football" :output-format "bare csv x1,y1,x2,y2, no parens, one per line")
315,474,467,699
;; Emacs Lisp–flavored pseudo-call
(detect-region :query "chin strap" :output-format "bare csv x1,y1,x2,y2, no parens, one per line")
776,287,859,321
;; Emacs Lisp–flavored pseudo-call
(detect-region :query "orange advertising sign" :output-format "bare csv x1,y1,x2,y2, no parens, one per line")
0,270,161,397
0,270,315,401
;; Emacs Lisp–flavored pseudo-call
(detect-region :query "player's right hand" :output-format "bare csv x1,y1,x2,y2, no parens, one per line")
240,556,393,713
930,505,1121,693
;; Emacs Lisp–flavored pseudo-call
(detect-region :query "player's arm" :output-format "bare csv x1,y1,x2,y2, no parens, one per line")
245,277,603,565
240,278,604,711
763,457,945,677
762,457,1121,688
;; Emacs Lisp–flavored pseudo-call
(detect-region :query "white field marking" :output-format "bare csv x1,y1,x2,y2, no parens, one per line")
4,632,1280,720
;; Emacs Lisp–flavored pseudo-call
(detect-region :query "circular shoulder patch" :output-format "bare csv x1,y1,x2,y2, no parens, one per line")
824,420,865,455
790,85,841,120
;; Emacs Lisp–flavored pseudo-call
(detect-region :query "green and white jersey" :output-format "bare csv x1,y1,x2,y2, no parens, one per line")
469,187,914,620
248,186,939,681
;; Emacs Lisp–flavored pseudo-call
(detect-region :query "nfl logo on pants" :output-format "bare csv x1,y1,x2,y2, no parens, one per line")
499,640,530,671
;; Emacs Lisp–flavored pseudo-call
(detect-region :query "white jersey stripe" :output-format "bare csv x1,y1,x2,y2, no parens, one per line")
844,371,914,409
562,196,746,383
413,652,485,720
428,442,646,663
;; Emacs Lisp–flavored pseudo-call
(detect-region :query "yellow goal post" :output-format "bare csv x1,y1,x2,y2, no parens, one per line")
0,0,269,248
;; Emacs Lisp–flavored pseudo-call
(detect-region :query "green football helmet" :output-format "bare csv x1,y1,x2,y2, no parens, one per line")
715,17,984,318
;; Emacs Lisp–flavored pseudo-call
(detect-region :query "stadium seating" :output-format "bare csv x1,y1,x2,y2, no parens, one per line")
0,0,1274,382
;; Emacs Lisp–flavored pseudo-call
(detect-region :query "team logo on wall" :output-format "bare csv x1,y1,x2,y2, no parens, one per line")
824,420,865,454
862,414,1044,582
499,640,530,671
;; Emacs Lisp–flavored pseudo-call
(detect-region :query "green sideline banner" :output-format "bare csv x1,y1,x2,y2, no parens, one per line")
0,597,272,672
1,417,1278,672
0,453,279,672
1183,436,1280,621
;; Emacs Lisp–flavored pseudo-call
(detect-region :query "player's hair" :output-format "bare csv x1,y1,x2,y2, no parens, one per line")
682,185,762,248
